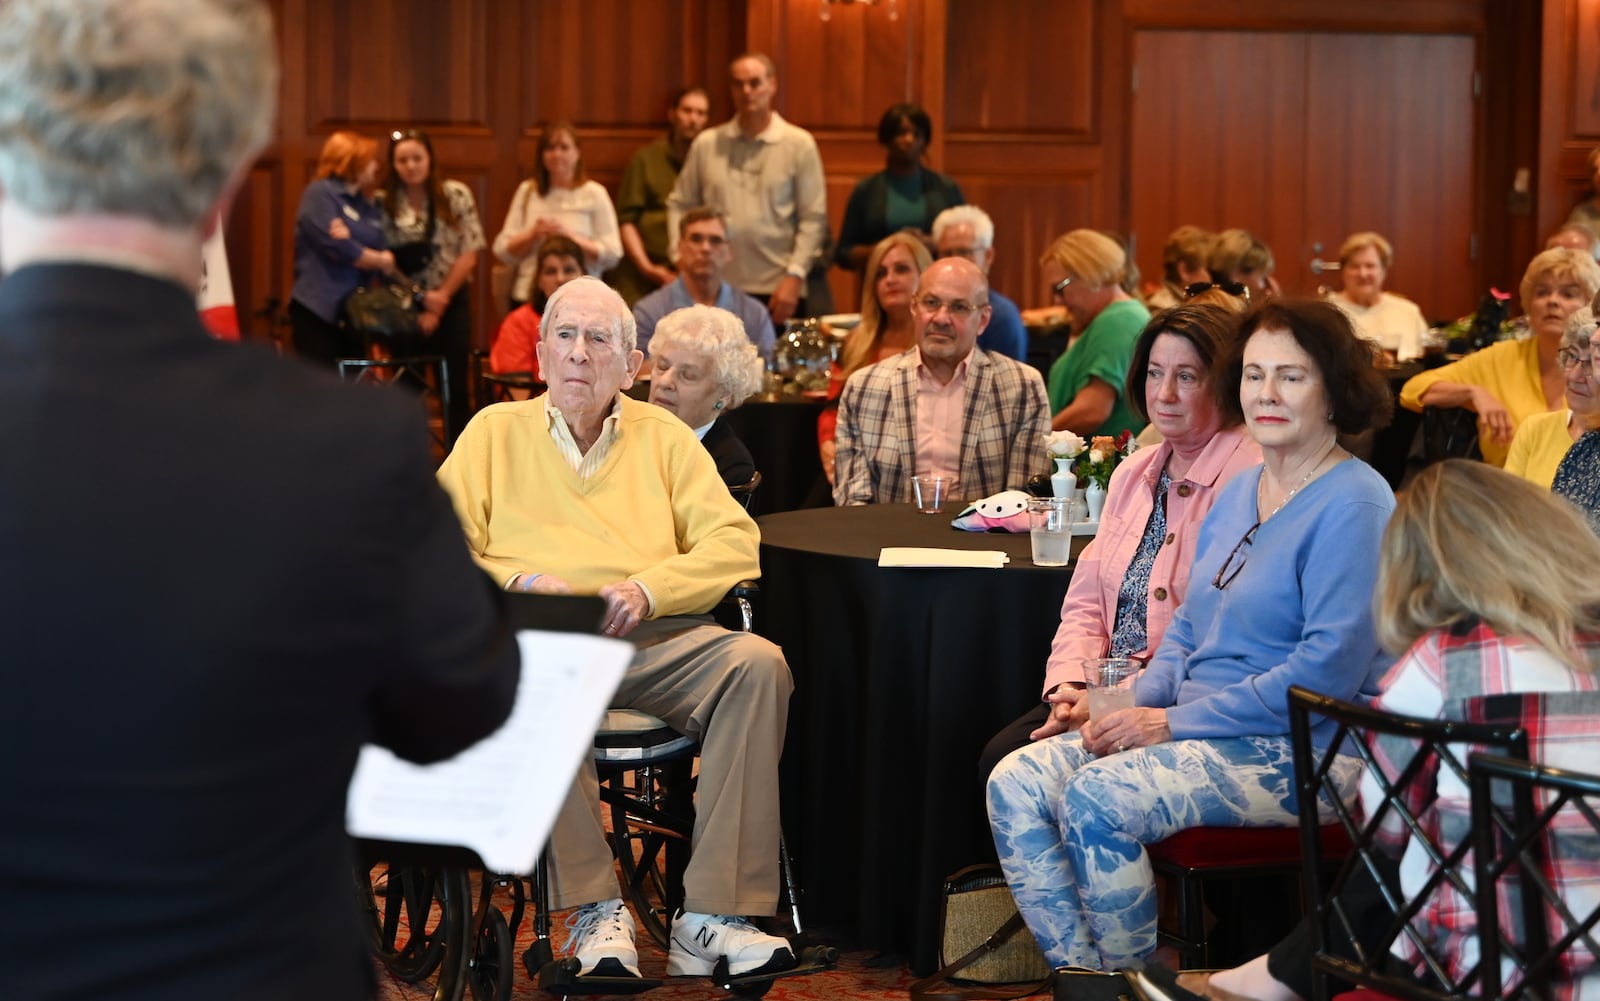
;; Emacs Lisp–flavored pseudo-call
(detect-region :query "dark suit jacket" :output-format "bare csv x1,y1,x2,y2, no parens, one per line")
0,264,520,1000
703,416,756,488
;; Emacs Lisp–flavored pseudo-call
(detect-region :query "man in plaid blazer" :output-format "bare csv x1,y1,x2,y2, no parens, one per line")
833,258,1051,505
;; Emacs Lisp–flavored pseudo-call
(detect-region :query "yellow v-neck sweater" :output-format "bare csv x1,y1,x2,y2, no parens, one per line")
437,395,759,618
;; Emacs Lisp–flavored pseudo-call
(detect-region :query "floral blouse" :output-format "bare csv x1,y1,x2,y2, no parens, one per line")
382,178,486,292
1108,466,1170,657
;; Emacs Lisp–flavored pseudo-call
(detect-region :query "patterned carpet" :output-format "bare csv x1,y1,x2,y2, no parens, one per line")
366,870,946,1001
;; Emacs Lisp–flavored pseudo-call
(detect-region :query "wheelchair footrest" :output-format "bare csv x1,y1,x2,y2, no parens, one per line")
711,944,840,994
536,956,660,996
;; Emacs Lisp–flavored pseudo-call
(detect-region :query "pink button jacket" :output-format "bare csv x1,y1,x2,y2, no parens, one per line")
1041,425,1262,693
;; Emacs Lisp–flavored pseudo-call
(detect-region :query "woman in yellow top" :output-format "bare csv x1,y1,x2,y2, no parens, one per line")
1399,247,1600,467
1505,310,1600,486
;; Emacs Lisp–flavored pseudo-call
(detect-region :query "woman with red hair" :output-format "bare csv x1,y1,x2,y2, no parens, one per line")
289,130,397,365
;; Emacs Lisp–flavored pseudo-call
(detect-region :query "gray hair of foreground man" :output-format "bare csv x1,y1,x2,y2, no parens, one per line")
544,276,640,354
0,0,278,228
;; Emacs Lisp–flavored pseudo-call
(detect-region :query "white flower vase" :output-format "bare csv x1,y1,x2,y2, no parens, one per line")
1085,481,1107,522
1050,458,1077,500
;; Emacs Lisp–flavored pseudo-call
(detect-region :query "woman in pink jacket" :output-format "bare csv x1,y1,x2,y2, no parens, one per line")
980,302,1261,776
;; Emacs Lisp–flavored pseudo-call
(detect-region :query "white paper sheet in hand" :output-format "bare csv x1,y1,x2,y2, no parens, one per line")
346,629,632,874
877,547,1009,568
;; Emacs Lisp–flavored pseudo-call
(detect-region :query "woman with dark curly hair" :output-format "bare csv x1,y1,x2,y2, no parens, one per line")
988,299,1396,971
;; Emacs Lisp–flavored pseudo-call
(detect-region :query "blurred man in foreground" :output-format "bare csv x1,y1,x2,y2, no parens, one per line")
0,2,520,997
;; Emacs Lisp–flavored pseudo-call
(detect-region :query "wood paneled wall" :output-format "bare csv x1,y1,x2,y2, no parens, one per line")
231,0,1544,347
1540,0,1600,239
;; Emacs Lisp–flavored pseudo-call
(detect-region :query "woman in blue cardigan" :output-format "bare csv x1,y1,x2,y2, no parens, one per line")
987,299,1396,970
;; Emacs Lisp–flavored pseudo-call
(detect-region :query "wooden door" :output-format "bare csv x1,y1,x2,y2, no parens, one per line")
1130,30,1478,321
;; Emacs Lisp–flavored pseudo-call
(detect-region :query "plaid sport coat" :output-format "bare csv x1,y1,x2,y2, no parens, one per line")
833,346,1050,505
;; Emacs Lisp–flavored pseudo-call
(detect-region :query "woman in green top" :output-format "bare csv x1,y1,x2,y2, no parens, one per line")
1040,229,1151,436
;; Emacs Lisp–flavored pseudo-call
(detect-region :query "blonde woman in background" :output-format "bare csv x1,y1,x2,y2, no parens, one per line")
1147,225,1216,310
1328,231,1428,363
1400,247,1600,467
1505,309,1600,487
816,232,932,482
1040,229,1151,436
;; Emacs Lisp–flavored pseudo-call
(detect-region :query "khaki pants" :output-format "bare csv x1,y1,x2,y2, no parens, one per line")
544,616,793,916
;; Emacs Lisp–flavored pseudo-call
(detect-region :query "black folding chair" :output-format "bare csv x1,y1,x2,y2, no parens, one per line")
1471,753,1600,1001
1288,685,1529,1001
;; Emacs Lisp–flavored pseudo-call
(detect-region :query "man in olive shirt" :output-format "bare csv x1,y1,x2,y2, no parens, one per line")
612,87,710,305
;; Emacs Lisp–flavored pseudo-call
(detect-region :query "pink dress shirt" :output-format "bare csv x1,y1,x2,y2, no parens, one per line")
914,352,969,492
1041,424,1261,693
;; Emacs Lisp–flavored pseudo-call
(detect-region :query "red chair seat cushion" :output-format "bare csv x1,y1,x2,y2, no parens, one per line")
1150,824,1352,870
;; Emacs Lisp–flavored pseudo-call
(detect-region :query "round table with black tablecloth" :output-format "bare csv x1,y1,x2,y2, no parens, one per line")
757,503,1086,973
721,397,830,515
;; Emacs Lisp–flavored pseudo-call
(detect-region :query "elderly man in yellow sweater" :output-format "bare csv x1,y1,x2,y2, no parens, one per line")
437,277,797,982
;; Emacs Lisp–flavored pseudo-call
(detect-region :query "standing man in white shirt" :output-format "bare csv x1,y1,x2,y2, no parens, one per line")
668,53,828,328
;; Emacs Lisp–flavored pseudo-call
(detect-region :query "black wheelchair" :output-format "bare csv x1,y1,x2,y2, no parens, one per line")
355,590,832,1000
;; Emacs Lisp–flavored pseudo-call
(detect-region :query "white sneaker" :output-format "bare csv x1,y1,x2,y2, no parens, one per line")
666,911,796,977
565,898,640,978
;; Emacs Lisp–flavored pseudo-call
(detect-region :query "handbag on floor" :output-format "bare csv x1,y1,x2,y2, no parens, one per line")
910,864,1056,1001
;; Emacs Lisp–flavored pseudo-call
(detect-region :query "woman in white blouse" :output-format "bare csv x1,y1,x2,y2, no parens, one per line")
493,122,622,307
1328,231,1428,363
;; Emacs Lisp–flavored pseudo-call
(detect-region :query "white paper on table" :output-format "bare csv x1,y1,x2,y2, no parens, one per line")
345,629,632,874
1072,520,1099,536
878,547,1010,569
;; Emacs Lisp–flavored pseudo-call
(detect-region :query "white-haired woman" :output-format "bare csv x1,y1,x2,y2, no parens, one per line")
1506,308,1600,487
648,304,765,487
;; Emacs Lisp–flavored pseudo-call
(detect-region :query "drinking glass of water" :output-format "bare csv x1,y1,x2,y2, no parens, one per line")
1081,657,1140,718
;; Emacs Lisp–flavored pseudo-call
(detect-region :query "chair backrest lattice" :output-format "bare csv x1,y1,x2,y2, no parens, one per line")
1288,685,1530,1001
1471,731,1600,1001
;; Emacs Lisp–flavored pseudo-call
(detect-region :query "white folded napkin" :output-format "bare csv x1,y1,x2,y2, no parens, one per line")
878,547,1010,569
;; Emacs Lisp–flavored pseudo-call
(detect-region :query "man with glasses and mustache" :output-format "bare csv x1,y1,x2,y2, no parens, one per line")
833,258,1050,505
634,207,775,376
932,204,1029,361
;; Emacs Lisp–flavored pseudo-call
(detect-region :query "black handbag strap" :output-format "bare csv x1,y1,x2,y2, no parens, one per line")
909,912,1054,1001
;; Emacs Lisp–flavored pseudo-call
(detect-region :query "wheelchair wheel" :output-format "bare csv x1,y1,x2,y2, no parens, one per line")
605,763,692,948
355,862,473,999
467,906,514,1001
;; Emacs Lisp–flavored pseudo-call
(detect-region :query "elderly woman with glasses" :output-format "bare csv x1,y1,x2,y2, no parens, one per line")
1505,308,1600,488
1400,247,1600,467
987,299,1395,972
1041,229,1151,437
647,304,765,488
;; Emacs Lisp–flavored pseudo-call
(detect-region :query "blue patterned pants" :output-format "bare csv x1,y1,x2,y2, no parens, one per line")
985,732,1357,970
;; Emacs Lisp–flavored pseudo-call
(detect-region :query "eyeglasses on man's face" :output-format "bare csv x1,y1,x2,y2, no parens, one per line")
914,295,985,319
1558,347,1594,373
1184,281,1251,303
1052,275,1074,295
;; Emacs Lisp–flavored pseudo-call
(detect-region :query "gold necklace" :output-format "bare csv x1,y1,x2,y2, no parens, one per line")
1259,441,1339,521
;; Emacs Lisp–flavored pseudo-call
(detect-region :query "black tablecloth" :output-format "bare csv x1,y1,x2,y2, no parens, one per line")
722,398,829,515
758,504,1085,972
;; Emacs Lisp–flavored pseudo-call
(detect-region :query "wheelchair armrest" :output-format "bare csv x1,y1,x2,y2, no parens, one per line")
716,581,760,633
